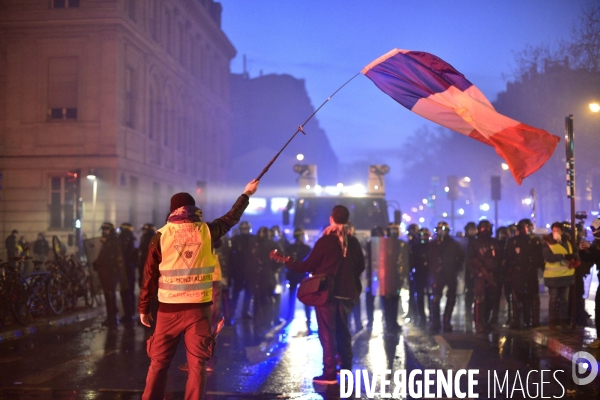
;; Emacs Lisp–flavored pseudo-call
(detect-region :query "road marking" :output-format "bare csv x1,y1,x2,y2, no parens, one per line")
433,335,473,370
20,349,117,385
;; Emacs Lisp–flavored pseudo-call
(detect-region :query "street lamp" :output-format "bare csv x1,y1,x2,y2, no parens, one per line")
590,102,600,113
87,169,98,235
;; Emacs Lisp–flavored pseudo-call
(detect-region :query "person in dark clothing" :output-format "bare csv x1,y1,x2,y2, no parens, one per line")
572,222,593,326
580,218,600,347
505,219,544,329
33,233,50,264
138,180,259,400
409,227,430,327
284,205,365,384
542,222,579,332
285,228,312,329
460,222,477,331
427,221,464,333
406,224,420,324
378,224,408,334
138,224,156,288
118,223,138,322
365,226,386,330
228,221,255,321
468,220,501,333
249,226,282,330
5,229,19,268
488,226,509,326
94,222,128,328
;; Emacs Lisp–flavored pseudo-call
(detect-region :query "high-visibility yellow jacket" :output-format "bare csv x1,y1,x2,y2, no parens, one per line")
157,222,216,304
543,241,574,279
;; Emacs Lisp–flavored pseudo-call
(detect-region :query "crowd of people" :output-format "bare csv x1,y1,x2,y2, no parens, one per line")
404,217,600,344
5,202,600,396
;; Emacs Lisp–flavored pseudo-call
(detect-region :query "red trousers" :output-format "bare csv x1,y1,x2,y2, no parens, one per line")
142,304,213,400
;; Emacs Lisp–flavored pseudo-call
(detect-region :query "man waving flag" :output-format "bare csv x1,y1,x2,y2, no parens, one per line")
361,49,560,184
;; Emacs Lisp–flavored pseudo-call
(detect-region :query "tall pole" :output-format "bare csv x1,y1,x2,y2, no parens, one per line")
91,178,98,235
565,115,576,328
494,200,498,229
450,199,455,233
531,188,537,230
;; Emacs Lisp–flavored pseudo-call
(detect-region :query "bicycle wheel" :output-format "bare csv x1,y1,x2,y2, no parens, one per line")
47,276,66,315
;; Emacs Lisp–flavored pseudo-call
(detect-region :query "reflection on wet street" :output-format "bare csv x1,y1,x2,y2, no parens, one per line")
0,295,599,399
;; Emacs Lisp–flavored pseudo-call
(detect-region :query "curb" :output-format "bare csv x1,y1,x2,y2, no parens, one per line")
532,327,600,364
0,307,105,342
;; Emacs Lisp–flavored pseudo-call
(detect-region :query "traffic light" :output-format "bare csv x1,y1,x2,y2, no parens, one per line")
447,175,459,200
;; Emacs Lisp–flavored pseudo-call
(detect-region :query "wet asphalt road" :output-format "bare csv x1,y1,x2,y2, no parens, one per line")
1,297,600,400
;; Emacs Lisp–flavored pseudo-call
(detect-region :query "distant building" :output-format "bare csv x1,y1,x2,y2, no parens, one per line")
229,72,339,227
0,0,235,254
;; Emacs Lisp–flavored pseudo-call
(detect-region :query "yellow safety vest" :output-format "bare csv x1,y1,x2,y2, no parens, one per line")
157,222,216,304
543,241,574,279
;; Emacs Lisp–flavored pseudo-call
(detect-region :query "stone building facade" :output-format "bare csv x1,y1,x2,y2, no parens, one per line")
0,0,235,255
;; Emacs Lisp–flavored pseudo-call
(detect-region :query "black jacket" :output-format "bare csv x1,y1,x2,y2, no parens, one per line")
286,233,365,300
505,233,544,289
138,194,249,314
427,236,464,281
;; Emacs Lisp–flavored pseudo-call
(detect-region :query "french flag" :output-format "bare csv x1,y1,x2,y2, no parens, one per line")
361,49,560,184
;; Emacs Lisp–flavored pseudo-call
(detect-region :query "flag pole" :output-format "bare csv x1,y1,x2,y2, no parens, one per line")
255,73,361,181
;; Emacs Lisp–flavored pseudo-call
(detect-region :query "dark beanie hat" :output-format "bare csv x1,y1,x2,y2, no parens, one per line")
170,192,195,213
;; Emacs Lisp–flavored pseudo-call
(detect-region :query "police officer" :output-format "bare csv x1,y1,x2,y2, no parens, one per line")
460,222,477,330
427,221,464,332
118,222,137,323
94,222,127,328
409,227,430,327
138,223,156,289
228,221,255,321
468,220,500,333
285,228,312,329
505,219,544,329
249,226,282,329
365,226,386,329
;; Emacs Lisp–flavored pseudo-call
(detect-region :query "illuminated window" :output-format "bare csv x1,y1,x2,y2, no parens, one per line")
49,176,76,229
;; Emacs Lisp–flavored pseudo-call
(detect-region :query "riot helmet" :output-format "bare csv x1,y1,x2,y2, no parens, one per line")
371,226,386,238
496,226,509,241
464,222,477,238
435,221,450,238
257,226,270,240
517,219,533,235
477,220,493,238
239,221,251,234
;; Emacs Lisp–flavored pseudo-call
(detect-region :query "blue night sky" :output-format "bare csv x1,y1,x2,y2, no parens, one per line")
220,0,585,180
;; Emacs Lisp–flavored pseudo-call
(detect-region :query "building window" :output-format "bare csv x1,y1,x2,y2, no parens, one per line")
52,0,80,8
48,57,78,121
49,176,76,229
124,66,135,128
